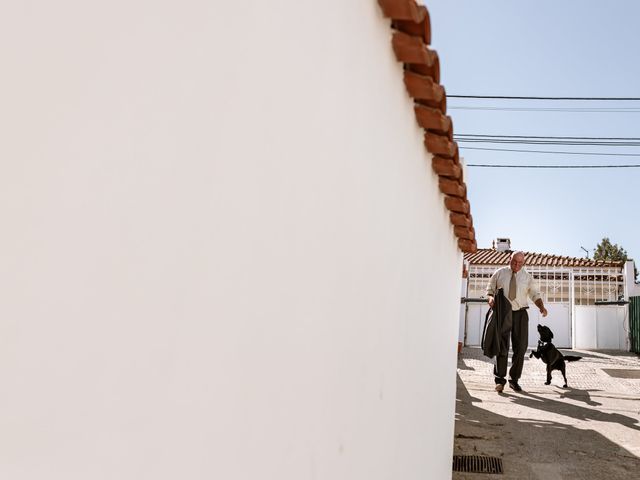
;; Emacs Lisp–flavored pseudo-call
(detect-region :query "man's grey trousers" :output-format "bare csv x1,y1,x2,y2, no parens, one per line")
494,309,529,384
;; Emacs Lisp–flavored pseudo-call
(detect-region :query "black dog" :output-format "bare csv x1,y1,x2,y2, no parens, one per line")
529,324,581,388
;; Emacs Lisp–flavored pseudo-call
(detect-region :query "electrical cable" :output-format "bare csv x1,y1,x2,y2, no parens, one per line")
456,134,640,140
459,146,640,156
448,106,640,112
455,134,640,146
448,95,640,100
457,140,640,146
467,164,640,168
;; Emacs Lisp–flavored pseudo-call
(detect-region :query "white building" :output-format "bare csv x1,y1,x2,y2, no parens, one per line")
463,239,634,351
0,1,476,479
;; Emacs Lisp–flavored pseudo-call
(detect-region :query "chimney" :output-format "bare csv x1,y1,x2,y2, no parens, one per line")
495,237,511,253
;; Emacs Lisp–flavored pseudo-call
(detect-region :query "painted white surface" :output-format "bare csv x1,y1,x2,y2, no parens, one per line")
465,303,490,347
0,1,463,479
459,278,468,343
528,304,571,348
624,260,640,297
574,306,598,349
575,306,628,349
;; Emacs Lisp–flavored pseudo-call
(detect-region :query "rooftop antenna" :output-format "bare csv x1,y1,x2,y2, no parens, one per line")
580,246,589,259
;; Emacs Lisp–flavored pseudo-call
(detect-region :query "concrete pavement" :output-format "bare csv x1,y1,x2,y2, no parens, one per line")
453,346,640,479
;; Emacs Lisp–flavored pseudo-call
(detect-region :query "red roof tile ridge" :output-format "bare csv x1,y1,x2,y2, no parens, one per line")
378,0,477,253
464,248,625,267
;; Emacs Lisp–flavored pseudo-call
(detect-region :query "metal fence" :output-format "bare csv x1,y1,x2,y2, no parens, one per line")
630,296,640,354
468,266,624,306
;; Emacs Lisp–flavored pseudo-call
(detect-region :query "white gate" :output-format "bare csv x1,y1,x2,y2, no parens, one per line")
465,265,626,350
573,267,627,349
465,266,574,348
574,305,628,349
528,303,571,347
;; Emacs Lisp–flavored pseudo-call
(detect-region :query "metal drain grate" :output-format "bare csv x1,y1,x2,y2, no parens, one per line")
453,455,503,474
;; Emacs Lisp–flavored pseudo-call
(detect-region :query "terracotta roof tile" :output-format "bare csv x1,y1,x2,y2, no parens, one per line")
438,177,466,197
407,54,440,84
450,212,472,228
444,196,470,214
432,156,462,179
454,226,475,241
404,71,444,103
414,105,451,136
392,7,431,44
424,134,455,158
458,239,476,252
464,249,625,268
378,0,477,253
392,32,432,64
378,0,427,22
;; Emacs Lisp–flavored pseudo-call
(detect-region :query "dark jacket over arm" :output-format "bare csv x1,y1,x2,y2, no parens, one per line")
481,288,512,358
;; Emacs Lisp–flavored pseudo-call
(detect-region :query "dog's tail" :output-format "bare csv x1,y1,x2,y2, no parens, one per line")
563,355,582,362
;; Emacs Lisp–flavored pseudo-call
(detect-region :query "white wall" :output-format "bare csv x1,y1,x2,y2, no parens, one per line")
574,306,628,349
465,303,489,347
458,273,468,345
624,260,640,297
0,1,463,479
527,303,571,348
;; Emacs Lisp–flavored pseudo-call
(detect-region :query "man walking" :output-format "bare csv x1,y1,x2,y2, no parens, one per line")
487,251,547,392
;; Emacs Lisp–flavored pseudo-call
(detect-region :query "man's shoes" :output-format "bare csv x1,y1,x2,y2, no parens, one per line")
508,380,523,392
495,383,504,392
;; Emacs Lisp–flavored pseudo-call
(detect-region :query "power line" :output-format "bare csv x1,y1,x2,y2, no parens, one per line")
448,106,640,112
455,134,640,145
448,95,640,100
456,134,640,140
459,146,640,156
457,140,640,146
467,164,640,168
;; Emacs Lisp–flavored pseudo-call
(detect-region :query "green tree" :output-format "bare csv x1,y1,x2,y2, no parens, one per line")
593,237,628,262
593,237,637,280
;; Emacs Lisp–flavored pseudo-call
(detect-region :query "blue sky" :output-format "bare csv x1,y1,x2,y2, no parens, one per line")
426,1,640,260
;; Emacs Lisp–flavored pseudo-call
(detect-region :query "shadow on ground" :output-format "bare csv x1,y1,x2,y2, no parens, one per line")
506,389,640,431
452,374,640,479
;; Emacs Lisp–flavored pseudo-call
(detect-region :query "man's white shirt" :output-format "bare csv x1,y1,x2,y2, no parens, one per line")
486,266,542,311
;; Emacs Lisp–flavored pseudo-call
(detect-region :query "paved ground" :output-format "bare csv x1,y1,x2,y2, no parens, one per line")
453,346,640,479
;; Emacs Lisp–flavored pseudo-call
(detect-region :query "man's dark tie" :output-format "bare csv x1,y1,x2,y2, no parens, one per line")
508,272,517,300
